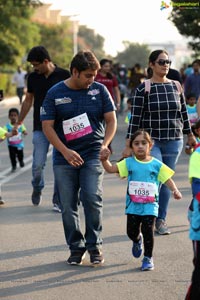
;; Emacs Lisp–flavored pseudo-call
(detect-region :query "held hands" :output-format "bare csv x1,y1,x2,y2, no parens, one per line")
11,125,19,136
99,145,111,161
23,131,28,136
5,131,17,139
187,133,197,148
172,189,182,200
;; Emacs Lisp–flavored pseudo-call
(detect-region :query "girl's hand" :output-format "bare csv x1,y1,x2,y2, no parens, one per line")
173,189,182,200
187,133,197,148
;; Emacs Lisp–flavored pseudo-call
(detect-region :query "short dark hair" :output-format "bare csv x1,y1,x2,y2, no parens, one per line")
186,93,197,100
70,50,100,74
134,63,141,69
191,120,200,137
27,46,51,63
99,58,112,67
192,59,200,66
8,108,19,116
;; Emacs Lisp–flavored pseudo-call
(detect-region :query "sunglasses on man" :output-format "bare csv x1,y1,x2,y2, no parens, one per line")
155,59,172,66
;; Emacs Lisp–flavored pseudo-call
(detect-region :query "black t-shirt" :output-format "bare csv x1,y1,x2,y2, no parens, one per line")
27,66,70,131
167,68,182,84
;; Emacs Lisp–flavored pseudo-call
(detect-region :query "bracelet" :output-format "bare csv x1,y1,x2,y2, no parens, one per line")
17,121,23,125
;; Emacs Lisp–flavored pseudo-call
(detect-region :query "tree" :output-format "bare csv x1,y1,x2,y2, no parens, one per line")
0,0,41,65
37,22,73,68
114,42,150,68
78,25,106,60
169,5,200,56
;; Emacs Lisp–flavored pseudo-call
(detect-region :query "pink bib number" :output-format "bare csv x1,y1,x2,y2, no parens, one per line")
128,181,157,203
189,112,198,124
63,113,93,142
9,133,22,145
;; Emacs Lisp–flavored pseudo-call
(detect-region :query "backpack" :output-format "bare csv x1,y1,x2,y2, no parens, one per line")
144,79,182,95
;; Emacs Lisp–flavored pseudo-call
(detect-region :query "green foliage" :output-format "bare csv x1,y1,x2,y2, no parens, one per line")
0,0,41,65
114,42,150,68
0,73,8,90
78,25,106,60
169,6,200,56
37,22,73,69
0,73,15,96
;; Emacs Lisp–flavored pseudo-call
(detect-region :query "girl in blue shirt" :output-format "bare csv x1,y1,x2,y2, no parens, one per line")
102,130,182,271
4,108,27,172
185,144,200,300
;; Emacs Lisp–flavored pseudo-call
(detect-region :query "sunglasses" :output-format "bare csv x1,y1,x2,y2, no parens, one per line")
155,59,172,66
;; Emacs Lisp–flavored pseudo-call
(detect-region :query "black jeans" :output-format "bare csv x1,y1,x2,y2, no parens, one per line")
8,145,24,168
185,240,200,300
127,214,156,258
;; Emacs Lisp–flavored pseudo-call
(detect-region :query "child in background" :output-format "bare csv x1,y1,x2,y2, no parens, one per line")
4,108,27,172
185,142,200,300
186,93,198,126
124,98,132,124
185,120,200,155
101,130,182,271
0,126,16,204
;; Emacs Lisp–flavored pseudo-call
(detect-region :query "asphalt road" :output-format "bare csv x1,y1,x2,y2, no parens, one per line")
0,97,193,300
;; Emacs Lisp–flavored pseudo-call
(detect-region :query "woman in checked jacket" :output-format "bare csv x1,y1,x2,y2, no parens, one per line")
122,49,196,235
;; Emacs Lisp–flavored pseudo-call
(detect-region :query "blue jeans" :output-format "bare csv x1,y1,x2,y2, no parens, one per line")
54,159,104,251
151,139,183,220
32,131,59,205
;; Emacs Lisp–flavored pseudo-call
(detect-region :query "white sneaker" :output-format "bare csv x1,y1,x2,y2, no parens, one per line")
53,203,62,213
0,196,5,205
156,219,171,235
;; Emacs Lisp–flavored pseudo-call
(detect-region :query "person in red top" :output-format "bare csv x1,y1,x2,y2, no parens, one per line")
95,59,121,111
95,59,120,153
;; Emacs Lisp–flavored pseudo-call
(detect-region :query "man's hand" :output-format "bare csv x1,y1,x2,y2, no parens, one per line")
63,148,84,167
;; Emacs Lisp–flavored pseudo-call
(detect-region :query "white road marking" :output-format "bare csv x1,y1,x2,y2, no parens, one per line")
0,146,52,189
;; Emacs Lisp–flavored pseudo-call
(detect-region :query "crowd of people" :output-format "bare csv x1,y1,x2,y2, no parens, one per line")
0,46,200,299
